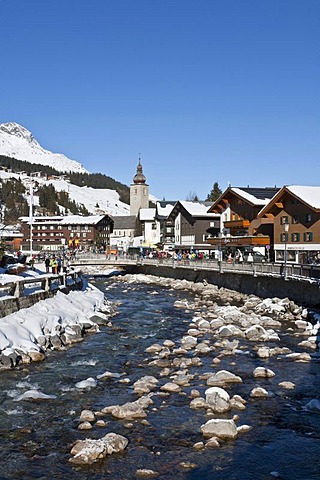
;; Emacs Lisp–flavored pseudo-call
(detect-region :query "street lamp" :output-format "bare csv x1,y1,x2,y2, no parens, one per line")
283,222,289,280
218,232,223,273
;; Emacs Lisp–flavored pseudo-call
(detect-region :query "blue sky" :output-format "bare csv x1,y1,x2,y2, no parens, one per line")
1,0,319,200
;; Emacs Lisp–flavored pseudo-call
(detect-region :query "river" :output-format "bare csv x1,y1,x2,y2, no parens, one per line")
0,276,319,479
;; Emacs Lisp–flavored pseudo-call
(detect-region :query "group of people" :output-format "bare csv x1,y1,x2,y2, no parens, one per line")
44,255,70,274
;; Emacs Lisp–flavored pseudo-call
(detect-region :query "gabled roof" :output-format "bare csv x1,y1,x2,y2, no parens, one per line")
287,186,320,209
258,185,320,217
113,215,137,229
208,186,280,212
169,201,220,224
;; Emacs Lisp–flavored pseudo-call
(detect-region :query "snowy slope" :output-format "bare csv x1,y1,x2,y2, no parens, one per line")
0,170,130,216
0,122,88,174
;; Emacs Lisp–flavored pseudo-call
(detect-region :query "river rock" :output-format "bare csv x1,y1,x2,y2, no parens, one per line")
133,376,159,394
205,437,220,448
136,469,159,477
28,350,46,362
278,381,295,389
181,336,197,348
163,339,175,348
205,387,230,412
230,394,247,410
250,387,269,397
210,318,225,330
70,432,128,464
160,382,181,393
102,396,153,419
201,419,238,439
253,367,275,378
245,325,269,341
75,377,97,389
206,370,243,387
190,397,207,409
96,370,122,380
145,344,163,353
78,421,93,430
79,409,96,422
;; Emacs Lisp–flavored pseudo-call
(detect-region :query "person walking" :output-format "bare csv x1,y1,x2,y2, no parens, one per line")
50,256,58,274
45,256,50,273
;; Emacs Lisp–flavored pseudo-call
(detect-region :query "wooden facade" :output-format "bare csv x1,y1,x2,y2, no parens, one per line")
19,215,114,252
258,186,320,263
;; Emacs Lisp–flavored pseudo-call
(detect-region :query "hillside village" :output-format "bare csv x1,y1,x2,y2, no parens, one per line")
1,123,320,265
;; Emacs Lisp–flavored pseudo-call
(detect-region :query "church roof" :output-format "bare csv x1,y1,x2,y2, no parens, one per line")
133,161,147,184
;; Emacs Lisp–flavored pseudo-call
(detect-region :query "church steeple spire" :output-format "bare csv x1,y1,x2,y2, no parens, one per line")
130,157,149,215
133,157,146,184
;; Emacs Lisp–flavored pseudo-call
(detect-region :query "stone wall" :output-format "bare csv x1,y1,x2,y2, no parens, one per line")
124,264,320,307
0,278,83,318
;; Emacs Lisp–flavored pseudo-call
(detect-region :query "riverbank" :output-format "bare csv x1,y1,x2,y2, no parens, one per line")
0,277,114,371
123,263,320,307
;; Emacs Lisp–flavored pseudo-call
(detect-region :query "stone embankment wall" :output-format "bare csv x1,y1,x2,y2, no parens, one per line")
124,264,320,307
0,276,83,318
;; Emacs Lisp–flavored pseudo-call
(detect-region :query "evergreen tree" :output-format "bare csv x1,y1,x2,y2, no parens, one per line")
206,182,222,202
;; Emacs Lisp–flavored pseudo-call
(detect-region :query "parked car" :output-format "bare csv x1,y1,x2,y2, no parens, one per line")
243,251,267,263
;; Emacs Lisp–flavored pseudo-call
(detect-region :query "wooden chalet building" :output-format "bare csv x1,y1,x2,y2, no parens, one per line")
206,187,279,257
168,201,220,253
258,185,320,264
19,214,114,253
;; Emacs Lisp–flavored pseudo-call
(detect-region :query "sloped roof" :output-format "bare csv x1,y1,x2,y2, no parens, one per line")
179,201,213,216
59,215,105,225
231,187,278,206
113,215,137,229
286,185,320,209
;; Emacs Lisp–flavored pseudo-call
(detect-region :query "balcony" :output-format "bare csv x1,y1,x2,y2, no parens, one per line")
224,219,251,229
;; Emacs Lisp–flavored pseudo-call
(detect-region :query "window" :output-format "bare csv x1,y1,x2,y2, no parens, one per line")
280,216,289,225
280,233,288,242
304,232,313,242
291,232,300,242
152,223,157,230
291,215,300,224
305,213,312,223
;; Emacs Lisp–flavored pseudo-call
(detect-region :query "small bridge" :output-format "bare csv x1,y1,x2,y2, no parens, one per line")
70,254,320,284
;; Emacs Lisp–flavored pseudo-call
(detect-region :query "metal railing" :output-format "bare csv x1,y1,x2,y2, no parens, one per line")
69,253,320,284
0,270,82,299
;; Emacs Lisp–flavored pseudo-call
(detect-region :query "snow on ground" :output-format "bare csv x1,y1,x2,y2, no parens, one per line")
0,169,130,216
0,265,109,365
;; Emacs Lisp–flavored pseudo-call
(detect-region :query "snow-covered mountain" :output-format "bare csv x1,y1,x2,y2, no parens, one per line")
0,170,130,217
0,122,132,216
0,122,88,174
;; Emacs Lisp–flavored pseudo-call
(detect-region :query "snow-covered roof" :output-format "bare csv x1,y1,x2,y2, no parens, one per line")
19,215,108,225
156,203,174,217
231,188,271,206
140,208,156,221
286,186,320,209
179,201,217,216
59,215,106,225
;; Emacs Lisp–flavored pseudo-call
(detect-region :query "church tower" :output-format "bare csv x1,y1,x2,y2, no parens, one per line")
130,160,149,216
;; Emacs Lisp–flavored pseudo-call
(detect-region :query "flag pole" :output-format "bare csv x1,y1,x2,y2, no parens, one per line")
29,183,33,258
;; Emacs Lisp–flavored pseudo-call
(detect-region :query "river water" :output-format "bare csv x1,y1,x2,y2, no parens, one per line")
0,277,319,480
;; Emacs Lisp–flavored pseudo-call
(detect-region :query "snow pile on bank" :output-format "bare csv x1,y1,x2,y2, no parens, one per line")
0,283,111,369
